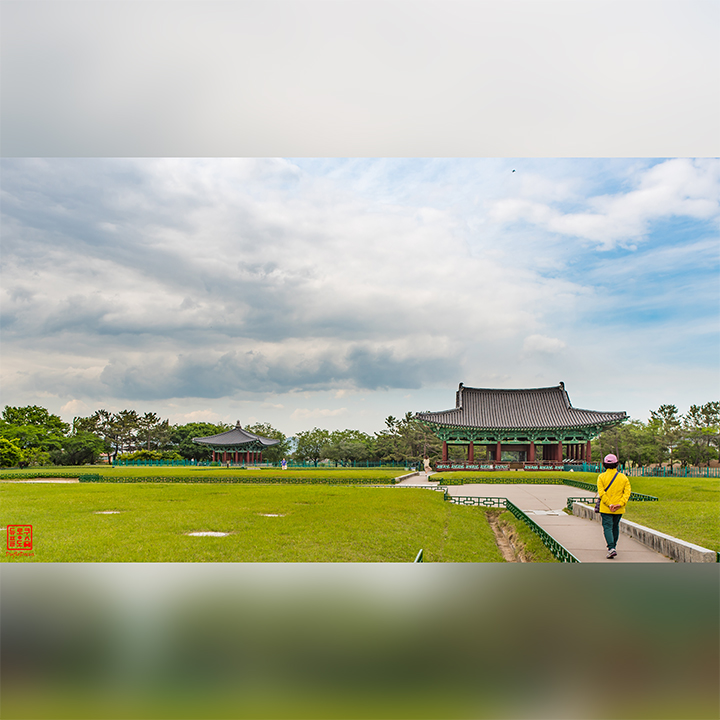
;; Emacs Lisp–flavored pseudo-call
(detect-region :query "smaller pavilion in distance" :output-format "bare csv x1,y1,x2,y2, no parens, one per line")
192,422,280,464
417,382,627,470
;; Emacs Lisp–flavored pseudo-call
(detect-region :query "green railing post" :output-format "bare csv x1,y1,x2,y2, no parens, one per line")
414,549,424,563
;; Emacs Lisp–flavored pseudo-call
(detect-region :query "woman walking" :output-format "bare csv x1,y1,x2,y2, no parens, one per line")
597,454,632,559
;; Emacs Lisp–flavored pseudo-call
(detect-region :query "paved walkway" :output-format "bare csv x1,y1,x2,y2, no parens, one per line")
396,473,673,563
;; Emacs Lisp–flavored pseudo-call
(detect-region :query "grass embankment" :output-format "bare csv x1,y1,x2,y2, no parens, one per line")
621,477,719,553
0,484,504,562
490,509,557,562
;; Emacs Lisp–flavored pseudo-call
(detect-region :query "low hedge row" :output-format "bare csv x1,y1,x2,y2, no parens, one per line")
436,477,565,486
76,475,397,485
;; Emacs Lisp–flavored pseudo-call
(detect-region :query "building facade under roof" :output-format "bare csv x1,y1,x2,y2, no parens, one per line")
416,382,627,469
192,422,280,464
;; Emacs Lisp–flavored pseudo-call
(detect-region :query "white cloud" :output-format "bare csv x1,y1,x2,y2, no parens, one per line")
291,407,348,420
1,157,717,432
172,409,224,423
60,399,91,416
489,159,719,249
522,335,566,356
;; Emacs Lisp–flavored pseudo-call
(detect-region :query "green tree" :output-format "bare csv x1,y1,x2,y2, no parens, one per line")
594,420,655,467
0,437,24,468
169,422,232,461
374,416,403,463
324,430,375,466
649,404,683,466
22,447,52,467
136,412,162,451
680,402,720,466
0,404,68,462
374,413,442,464
295,428,331,466
243,422,290,464
0,421,63,453
2,405,70,435
50,431,106,466
73,409,140,462
113,410,139,456
623,420,661,466
397,414,443,463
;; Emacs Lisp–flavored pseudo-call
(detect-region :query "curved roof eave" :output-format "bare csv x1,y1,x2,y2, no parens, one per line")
415,383,627,430
191,422,281,447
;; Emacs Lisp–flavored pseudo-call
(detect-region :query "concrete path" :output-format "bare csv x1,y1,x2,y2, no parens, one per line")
396,475,674,563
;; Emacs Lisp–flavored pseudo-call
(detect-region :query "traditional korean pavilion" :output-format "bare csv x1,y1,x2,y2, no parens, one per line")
417,382,627,470
192,422,280,464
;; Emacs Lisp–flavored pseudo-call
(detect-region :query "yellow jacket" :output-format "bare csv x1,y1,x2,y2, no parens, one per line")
597,468,631,514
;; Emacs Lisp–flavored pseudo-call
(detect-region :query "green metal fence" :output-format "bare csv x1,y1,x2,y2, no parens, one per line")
504,499,580,563
563,462,601,472
449,495,507,508
623,465,720,478
563,478,659,502
439,491,579,563
565,496,595,512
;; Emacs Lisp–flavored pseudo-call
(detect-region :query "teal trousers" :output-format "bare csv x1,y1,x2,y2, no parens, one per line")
600,513,621,550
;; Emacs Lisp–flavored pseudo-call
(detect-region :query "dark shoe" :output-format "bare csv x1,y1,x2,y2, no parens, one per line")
606,549,617,559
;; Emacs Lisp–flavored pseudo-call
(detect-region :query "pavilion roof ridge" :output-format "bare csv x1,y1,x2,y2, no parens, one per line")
457,382,566,393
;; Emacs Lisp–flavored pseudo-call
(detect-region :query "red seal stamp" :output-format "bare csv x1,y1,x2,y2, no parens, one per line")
7,525,33,551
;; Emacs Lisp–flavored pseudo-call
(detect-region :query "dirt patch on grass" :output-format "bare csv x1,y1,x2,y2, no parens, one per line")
3,478,79,483
486,509,528,563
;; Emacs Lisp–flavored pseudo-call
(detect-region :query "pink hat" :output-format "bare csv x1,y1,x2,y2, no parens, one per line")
604,454,618,464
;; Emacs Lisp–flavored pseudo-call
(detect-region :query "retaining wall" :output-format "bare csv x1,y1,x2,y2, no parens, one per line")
572,502,716,563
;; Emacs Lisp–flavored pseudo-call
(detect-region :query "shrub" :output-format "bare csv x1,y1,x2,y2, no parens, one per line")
0,437,24,468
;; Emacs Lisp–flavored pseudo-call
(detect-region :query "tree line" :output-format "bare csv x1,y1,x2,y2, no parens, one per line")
592,402,719,468
0,401,717,468
0,406,440,468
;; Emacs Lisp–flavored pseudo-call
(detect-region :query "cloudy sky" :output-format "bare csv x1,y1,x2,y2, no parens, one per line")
2,157,718,433
1,1,718,435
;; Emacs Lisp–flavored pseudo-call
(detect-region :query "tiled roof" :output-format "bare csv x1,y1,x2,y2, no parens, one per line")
417,383,627,430
192,422,280,447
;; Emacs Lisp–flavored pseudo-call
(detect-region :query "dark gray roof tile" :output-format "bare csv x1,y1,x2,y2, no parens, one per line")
417,383,626,429
193,422,280,447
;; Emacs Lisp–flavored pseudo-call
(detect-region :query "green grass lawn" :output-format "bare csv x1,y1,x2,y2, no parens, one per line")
621,476,720,553
0,464,406,482
1,484,504,562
